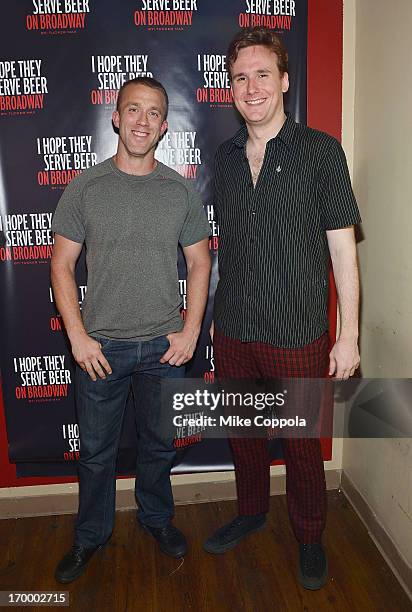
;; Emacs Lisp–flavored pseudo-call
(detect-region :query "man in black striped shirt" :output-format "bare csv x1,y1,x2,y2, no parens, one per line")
204,28,361,591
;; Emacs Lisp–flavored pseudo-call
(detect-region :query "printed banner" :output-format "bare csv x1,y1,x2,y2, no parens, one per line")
0,0,308,476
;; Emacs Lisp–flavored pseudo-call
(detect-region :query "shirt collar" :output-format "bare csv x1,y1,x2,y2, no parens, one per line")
228,113,297,153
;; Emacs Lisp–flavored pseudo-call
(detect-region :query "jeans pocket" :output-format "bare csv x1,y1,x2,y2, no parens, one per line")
91,336,112,349
157,334,171,348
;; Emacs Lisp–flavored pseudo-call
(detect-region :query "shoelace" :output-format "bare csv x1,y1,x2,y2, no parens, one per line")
152,525,178,537
71,546,87,561
301,544,323,576
223,516,250,537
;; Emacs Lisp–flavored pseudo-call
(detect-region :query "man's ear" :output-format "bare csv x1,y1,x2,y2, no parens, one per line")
112,110,120,129
160,120,168,137
281,72,290,94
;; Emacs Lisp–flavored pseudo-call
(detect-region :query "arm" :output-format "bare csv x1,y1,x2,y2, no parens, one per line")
51,234,112,381
209,151,222,344
326,226,360,379
209,319,215,342
209,253,218,342
160,238,211,366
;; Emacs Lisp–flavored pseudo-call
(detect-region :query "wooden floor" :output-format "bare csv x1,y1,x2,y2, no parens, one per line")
0,490,410,612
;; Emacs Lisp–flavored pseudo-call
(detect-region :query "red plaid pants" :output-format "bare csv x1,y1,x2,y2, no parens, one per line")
214,329,329,544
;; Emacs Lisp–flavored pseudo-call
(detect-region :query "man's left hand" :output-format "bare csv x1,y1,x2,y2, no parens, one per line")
329,337,360,380
160,331,198,367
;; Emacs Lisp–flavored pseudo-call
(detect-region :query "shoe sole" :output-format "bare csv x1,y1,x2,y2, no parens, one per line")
140,524,188,558
203,520,267,554
298,559,328,590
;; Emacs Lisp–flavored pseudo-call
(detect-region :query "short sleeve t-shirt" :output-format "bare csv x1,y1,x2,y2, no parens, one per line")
52,158,210,340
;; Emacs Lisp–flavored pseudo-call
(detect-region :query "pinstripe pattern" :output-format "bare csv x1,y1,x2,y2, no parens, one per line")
214,329,329,543
213,115,361,348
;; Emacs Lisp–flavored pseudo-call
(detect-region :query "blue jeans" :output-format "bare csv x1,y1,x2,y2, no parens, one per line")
74,335,184,548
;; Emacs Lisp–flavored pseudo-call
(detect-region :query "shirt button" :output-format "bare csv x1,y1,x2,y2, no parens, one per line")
251,210,256,215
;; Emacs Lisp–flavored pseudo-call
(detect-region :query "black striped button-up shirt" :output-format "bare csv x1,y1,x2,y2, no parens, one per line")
213,115,361,348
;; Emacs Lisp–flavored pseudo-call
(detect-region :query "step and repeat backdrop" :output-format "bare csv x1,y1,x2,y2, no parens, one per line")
0,0,312,477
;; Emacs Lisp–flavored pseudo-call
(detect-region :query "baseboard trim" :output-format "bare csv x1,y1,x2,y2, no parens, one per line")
174,468,341,506
341,471,412,600
0,469,341,519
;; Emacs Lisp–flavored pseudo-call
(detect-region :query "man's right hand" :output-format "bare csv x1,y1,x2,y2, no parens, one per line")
70,332,113,381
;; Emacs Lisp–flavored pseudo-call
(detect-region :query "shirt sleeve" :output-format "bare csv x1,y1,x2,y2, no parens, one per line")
179,185,211,247
51,175,85,244
318,137,362,230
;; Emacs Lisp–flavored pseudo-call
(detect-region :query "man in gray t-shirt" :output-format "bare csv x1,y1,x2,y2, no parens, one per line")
52,77,211,584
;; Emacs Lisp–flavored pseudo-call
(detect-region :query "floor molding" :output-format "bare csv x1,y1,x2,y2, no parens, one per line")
341,471,412,600
0,469,341,519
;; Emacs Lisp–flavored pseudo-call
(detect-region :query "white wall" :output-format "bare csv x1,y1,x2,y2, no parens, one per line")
342,0,412,566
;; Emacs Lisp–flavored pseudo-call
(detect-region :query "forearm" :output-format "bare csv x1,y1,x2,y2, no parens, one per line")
160,239,210,366
51,262,87,342
330,243,360,340
183,258,211,339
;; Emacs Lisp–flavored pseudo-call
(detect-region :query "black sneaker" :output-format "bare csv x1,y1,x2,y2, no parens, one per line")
203,514,266,554
54,545,100,584
299,543,328,590
141,523,188,558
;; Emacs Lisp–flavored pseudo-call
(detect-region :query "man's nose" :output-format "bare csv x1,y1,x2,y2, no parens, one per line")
135,109,149,124
246,77,259,95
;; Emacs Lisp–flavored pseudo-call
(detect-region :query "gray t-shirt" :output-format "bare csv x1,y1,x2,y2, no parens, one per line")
52,158,210,340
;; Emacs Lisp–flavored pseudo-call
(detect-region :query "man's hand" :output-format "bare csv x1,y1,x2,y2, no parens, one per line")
160,330,198,367
329,337,360,380
70,331,113,381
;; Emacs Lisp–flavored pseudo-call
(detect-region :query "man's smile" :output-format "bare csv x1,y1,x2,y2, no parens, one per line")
244,98,267,105
131,129,149,138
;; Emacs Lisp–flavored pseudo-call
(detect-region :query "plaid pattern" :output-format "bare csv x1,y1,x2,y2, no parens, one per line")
214,329,329,544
